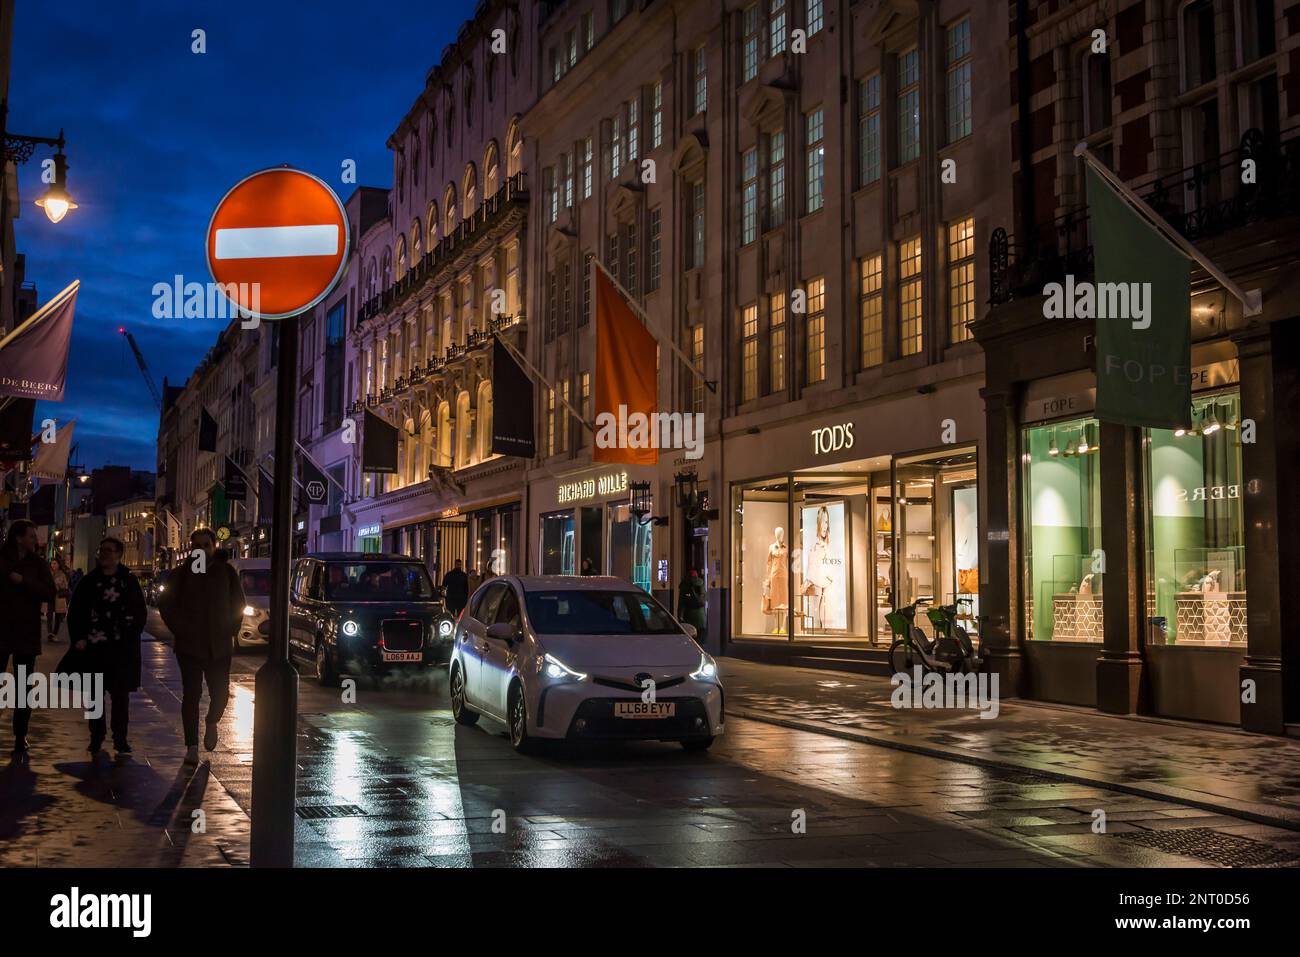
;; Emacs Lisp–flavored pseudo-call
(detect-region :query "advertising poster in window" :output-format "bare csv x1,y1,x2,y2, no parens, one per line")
801,500,847,631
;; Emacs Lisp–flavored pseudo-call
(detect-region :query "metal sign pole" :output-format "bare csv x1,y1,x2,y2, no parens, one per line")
250,313,300,868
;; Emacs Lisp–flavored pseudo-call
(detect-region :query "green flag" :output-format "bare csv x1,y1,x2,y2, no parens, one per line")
209,481,229,528
1088,164,1192,430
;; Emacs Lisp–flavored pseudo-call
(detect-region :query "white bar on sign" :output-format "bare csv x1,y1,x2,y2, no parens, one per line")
214,224,339,260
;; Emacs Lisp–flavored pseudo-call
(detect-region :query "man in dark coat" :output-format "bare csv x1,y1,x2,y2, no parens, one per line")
69,537,146,757
442,559,469,616
159,529,245,762
678,568,708,640
0,520,56,759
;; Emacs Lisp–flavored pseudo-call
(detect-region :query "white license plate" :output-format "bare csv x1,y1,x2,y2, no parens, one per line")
381,651,423,662
613,701,676,719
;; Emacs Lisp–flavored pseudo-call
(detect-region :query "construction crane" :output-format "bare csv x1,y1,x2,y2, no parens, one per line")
118,326,162,411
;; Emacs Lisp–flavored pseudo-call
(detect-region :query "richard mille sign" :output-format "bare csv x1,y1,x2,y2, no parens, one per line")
558,470,629,505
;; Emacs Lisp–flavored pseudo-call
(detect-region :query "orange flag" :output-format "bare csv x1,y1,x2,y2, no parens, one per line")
594,268,657,464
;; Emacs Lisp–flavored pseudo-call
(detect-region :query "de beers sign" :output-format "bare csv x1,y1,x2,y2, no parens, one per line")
812,422,855,456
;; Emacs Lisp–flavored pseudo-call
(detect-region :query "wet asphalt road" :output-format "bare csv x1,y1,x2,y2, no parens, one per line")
143,611,1300,867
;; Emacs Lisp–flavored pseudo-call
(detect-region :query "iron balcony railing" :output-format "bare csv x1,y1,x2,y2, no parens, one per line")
357,172,529,325
989,125,1300,306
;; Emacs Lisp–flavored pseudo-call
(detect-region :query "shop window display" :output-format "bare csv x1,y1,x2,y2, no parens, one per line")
1021,417,1102,641
540,510,575,575
1144,390,1246,645
734,479,792,637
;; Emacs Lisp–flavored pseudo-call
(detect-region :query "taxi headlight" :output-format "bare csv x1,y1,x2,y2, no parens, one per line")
341,619,360,637
439,619,453,637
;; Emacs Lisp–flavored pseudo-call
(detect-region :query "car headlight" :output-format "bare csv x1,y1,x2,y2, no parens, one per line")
541,653,587,682
690,653,718,681
341,619,360,637
438,619,453,637
243,605,255,617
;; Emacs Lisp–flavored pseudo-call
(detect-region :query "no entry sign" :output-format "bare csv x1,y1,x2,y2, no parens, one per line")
206,167,349,319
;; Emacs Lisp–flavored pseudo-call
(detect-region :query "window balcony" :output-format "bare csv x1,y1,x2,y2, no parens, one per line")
988,126,1300,307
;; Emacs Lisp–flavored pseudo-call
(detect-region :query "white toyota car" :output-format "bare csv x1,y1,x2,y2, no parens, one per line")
448,576,723,752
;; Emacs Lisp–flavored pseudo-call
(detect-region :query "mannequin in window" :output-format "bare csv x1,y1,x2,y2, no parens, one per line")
762,526,788,634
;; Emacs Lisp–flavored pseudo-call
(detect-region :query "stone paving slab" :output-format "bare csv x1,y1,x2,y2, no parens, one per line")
0,637,250,868
720,657,1300,831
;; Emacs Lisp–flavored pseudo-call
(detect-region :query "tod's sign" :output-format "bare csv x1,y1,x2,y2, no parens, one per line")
812,422,855,455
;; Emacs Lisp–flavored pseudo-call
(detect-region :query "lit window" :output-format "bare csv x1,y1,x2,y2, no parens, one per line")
692,46,708,115
742,5,760,83
897,49,920,164
627,97,640,164
742,304,759,402
769,291,786,392
648,209,662,292
898,236,923,356
691,325,705,412
858,74,881,187
806,0,823,36
860,254,883,367
805,276,825,384
610,113,623,179
687,180,705,270
805,108,824,213
582,137,593,198
770,0,787,55
741,148,759,245
768,131,786,228
945,18,973,144
947,217,976,344
650,81,663,149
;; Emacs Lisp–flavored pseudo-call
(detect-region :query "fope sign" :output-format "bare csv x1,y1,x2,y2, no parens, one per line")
206,167,349,319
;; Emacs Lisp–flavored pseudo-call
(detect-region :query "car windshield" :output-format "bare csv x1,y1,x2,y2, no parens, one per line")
321,562,435,601
239,569,271,596
523,589,682,636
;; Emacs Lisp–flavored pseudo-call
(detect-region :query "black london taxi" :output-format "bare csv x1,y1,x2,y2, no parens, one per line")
286,552,456,686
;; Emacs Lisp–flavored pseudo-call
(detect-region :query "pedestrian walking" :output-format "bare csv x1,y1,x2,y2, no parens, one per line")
158,528,245,764
68,566,84,594
48,556,70,642
68,537,146,758
678,568,708,642
0,520,56,760
442,559,469,616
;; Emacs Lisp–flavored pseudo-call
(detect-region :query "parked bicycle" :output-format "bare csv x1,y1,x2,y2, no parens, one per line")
886,598,983,676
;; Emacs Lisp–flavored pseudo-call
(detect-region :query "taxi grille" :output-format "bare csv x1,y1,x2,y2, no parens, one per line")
380,619,423,651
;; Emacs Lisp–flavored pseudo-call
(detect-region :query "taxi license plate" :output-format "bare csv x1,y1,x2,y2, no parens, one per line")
381,651,422,662
613,701,675,719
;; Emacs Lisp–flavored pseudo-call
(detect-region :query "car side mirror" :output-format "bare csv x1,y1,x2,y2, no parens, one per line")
681,623,698,640
486,621,518,644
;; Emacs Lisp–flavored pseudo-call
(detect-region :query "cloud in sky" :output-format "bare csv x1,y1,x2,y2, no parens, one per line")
12,0,475,470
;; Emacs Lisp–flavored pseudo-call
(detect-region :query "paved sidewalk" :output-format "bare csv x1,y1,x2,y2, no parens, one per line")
721,658,1300,831
0,635,250,867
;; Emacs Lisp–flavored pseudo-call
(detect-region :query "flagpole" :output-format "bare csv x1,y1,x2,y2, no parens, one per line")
1074,143,1262,316
590,257,717,393
494,332,594,433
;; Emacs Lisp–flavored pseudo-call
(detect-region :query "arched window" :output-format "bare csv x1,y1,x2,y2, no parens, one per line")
455,391,473,468
395,236,407,281
380,248,392,287
483,142,500,198
366,258,378,299
476,380,494,462
417,407,434,481
462,164,478,217
426,202,438,248
444,184,458,233
506,120,523,177
436,401,452,467
410,220,422,266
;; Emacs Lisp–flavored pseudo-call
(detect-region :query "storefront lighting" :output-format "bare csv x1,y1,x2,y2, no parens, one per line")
1202,406,1221,435
1047,431,1060,456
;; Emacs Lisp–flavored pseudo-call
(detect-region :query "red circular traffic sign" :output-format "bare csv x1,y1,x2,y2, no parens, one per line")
206,167,349,319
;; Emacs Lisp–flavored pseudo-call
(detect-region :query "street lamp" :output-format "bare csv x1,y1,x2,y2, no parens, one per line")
2,101,76,224
34,149,77,223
